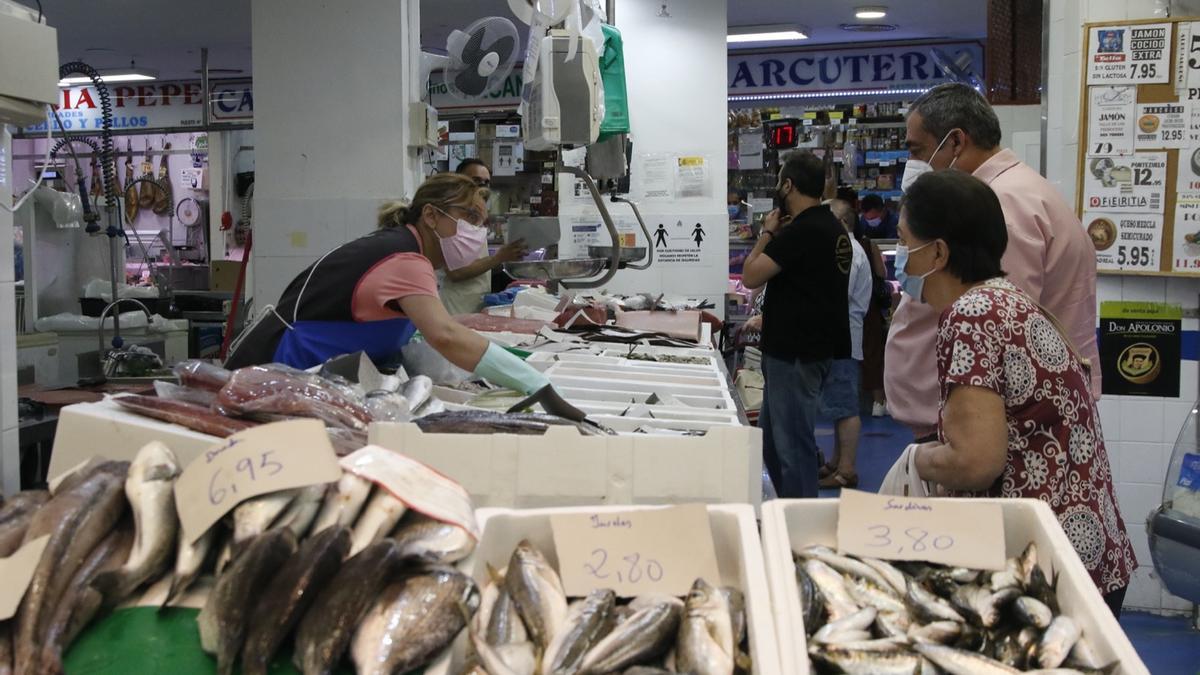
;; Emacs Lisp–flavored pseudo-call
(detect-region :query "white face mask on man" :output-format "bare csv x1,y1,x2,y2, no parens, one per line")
901,130,958,192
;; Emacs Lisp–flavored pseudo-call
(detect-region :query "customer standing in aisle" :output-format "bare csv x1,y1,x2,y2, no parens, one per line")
857,193,898,239
437,159,527,315
742,152,852,498
817,200,872,489
886,83,1100,442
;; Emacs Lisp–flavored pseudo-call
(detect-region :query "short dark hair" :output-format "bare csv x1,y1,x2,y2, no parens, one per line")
456,158,489,174
901,170,1007,283
779,151,825,199
861,193,884,211
909,83,1002,150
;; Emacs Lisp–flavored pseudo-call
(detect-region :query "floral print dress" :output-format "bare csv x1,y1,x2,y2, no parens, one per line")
936,278,1135,593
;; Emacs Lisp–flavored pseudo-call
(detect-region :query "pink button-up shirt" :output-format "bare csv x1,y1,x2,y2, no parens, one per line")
884,149,1101,437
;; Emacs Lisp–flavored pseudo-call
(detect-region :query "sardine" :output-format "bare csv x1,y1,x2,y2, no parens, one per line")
92,441,181,599
950,584,1018,628
390,512,475,564
470,630,535,675
914,642,1021,675
310,472,372,535
812,607,876,645
197,528,298,675
293,539,404,675
232,489,297,545
948,567,981,584
0,620,11,675
847,576,907,615
905,578,965,624
1027,565,1060,613
720,586,746,647
579,596,683,674
415,410,605,436
810,647,921,675
990,557,1024,592
402,375,433,413
162,527,216,608
0,491,49,556
351,566,478,675
241,526,352,675
349,489,407,556
804,559,859,622
1036,615,1081,669
273,483,327,538
1066,636,1105,669
15,468,127,675
796,560,826,635
860,557,909,595
907,620,962,644
799,545,898,595
487,576,529,646
1014,596,1054,629
543,588,616,675
809,637,907,653
874,611,911,639
504,539,568,650
1017,542,1039,587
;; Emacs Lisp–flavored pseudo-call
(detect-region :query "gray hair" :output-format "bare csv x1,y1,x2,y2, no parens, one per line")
828,199,856,233
909,83,1001,150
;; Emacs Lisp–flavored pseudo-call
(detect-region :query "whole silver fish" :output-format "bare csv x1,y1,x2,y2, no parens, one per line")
232,489,297,545
1014,596,1054,629
721,586,746,647
349,489,407,556
92,441,181,599
914,642,1021,675
859,557,909,596
241,526,351,675
799,545,898,595
1036,615,1081,669
197,528,298,675
579,596,683,674
293,539,404,675
810,647,921,675
796,561,826,634
0,491,49,556
504,539,568,650
950,584,1018,628
488,581,530,647
470,630,535,675
390,512,475,564
905,578,965,624
874,611,911,639
350,566,479,675
847,576,907,615
402,375,433,413
543,588,616,675
812,607,876,645
273,483,327,538
310,472,372,535
1066,636,1106,669
907,620,961,644
1017,542,1039,587
810,637,907,653
803,559,858,622
162,527,216,608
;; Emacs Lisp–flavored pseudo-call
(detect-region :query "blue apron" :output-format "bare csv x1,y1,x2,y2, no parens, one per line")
269,243,418,370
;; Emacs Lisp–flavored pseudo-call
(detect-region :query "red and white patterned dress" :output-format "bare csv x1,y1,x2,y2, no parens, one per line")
936,278,1135,593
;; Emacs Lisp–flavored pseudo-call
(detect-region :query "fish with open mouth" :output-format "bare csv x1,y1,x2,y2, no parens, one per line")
676,578,734,675
504,539,569,651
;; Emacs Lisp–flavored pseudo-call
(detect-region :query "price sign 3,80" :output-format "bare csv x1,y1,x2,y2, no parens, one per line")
865,525,955,556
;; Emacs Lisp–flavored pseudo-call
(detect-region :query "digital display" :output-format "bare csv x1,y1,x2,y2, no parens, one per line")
764,119,801,150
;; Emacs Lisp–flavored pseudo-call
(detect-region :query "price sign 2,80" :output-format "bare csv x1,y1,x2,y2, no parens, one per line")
584,549,665,585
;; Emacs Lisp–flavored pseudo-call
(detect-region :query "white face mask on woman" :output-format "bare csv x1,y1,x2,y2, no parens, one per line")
901,130,958,192
432,206,487,270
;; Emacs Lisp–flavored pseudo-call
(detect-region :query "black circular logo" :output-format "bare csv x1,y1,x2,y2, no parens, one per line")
835,234,853,274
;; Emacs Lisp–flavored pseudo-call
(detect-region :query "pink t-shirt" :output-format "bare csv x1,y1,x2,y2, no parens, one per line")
350,224,439,321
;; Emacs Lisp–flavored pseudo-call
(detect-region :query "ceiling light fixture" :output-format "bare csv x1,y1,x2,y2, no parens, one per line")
58,67,159,87
727,24,809,43
855,6,888,19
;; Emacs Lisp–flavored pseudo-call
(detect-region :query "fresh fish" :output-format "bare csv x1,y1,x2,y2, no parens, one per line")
349,489,407,556
620,668,676,675
578,596,682,674
914,642,1021,675
488,582,530,646
91,441,181,599
847,576,907,615
232,489,298,545
1017,542,1039,587
803,559,858,622
720,586,746,647
860,557,909,595
0,621,11,675
907,620,962,644
36,520,134,675
990,557,1024,592
162,527,216,608
310,472,372,535
874,611,911,639
543,588,616,675
922,568,961,599
504,539,568,650
993,629,1034,670
390,512,475,564
402,375,433,413
293,539,404,675
950,584,1018,628
948,567,981,584
1036,615,1081,669
905,578,965,624
351,566,478,675
676,578,734,675
1014,596,1054,629
197,528,298,675
814,629,873,645
1066,636,1105,669
809,637,908,653
273,483,327,538
795,561,826,635
470,630,535,675
415,410,605,436
1027,565,1060,613
0,491,49,556
810,647,921,675
15,468,127,675
798,545,897,594
241,526,352,675
812,607,877,644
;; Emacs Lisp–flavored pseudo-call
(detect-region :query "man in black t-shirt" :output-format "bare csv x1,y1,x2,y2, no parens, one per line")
742,151,852,498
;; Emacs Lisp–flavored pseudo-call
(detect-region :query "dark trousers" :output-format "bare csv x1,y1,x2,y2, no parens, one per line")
761,353,831,498
1104,586,1127,619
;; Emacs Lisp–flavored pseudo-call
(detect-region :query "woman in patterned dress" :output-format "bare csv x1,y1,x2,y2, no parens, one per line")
901,170,1135,615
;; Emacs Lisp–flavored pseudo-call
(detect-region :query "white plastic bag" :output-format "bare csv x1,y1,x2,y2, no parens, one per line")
878,443,936,497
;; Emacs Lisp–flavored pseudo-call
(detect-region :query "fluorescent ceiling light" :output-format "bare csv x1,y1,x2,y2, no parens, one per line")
58,69,158,87
855,6,888,19
727,25,809,43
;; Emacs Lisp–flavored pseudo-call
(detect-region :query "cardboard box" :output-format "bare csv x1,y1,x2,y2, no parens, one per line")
209,260,241,292
760,498,1149,675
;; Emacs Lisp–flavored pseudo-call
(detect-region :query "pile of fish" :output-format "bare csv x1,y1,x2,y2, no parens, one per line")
0,439,478,675
795,544,1116,674
464,540,750,675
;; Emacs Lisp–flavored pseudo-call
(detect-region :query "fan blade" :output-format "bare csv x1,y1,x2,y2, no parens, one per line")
461,27,487,62
487,34,516,64
454,68,491,96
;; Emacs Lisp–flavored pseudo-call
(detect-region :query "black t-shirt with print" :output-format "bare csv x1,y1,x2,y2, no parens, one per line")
761,204,852,362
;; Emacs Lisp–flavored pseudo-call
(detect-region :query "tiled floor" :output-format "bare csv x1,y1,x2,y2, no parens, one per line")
811,414,1200,673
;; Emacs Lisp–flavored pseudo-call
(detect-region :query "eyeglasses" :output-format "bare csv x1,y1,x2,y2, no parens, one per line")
472,177,491,188
440,204,486,226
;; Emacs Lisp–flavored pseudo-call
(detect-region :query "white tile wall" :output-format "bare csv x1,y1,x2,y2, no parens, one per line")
1118,441,1166,485
1122,398,1166,444
1116,482,1161,530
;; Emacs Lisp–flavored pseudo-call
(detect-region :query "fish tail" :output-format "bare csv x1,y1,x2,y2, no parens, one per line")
159,574,192,612
88,570,125,600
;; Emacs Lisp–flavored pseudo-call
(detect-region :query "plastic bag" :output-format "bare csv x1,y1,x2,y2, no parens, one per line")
216,364,374,431
34,310,150,333
153,380,217,407
174,360,232,391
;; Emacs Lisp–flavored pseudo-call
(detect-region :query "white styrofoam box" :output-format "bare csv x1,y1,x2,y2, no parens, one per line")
1119,441,1167,486
48,398,220,478
1116,482,1162,527
761,498,1149,675
550,374,734,404
557,386,733,410
368,423,763,509
547,365,724,388
588,415,740,434
429,504,780,675
1121,397,1166,443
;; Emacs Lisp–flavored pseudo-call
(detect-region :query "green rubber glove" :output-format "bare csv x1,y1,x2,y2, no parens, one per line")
473,342,550,394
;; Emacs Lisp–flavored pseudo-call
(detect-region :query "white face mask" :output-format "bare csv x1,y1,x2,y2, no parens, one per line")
901,130,957,193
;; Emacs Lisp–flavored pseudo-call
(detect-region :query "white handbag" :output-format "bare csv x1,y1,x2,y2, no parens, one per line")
879,443,936,497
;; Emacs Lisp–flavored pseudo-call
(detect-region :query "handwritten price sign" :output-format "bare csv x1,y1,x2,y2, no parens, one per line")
551,505,720,597
836,489,1006,571
175,420,342,544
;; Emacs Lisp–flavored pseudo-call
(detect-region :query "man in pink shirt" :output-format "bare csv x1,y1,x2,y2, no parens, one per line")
886,83,1100,440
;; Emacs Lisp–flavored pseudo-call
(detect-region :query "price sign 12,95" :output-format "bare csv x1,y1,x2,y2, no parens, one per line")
174,419,342,544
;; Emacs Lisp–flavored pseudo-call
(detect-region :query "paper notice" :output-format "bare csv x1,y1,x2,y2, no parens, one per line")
1082,152,1167,213
1088,86,1136,156
1173,193,1200,272
174,420,342,545
1134,102,1190,149
1083,211,1164,271
836,489,1006,570
1087,23,1172,85
1182,22,1200,99
0,535,51,620
675,156,710,199
552,504,720,597
339,445,479,539
640,155,673,201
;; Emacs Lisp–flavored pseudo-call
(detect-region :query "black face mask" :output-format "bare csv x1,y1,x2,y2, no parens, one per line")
773,182,790,215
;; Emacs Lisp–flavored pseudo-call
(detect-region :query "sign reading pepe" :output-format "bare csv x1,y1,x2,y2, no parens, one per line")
728,41,985,96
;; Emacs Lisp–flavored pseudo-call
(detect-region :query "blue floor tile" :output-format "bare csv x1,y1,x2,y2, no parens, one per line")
815,414,910,496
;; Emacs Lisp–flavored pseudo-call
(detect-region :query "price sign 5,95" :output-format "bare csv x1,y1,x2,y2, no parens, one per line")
175,420,342,544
